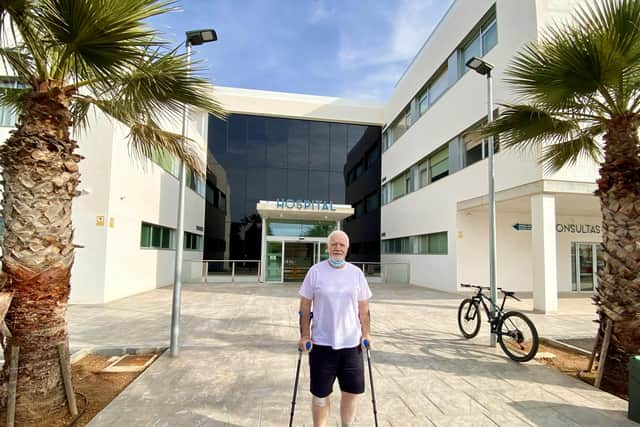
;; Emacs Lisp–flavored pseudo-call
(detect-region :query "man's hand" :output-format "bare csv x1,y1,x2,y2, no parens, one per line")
361,335,372,350
299,336,313,352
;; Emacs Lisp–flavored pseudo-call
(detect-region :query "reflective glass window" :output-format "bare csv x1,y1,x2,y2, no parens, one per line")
330,123,347,172
309,122,331,170
347,125,367,152
247,115,267,167
329,172,345,202
430,146,449,182
246,167,266,208
288,120,308,169
265,168,287,201
428,66,449,104
227,115,247,165
482,20,497,54
365,192,379,212
267,220,336,237
308,171,329,201
266,117,288,168
287,169,308,199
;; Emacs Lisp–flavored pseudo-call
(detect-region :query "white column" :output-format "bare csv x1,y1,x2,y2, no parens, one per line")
336,220,341,231
531,194,558,312
260,217,267,283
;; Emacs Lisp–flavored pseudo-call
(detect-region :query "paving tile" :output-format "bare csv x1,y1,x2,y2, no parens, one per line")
71,283,627,426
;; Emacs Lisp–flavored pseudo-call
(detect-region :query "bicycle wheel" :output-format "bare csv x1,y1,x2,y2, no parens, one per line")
497,311,539,362
457,298,481,338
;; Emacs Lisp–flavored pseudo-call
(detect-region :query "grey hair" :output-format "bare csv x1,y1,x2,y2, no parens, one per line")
328,230,349,247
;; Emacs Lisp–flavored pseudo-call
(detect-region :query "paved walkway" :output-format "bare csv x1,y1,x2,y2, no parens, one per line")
68,283,633,426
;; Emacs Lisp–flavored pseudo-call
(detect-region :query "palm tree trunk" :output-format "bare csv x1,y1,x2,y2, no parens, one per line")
596,112,640,395
0,85,81,421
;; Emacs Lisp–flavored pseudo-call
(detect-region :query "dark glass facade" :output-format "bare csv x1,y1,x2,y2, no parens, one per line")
204,113,381,264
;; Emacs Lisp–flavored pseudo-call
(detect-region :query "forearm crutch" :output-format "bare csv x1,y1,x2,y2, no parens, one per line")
364,339,379,427
289,311,312,427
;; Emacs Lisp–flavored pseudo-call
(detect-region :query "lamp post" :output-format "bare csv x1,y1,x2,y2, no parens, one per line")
170,28,218,358
465,56,497,348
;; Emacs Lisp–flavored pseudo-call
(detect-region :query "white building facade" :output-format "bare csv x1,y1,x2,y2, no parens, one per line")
380,0,599,312
0,0,602,307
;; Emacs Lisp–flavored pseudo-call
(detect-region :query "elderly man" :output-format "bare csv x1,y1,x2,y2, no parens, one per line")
298,230,372,427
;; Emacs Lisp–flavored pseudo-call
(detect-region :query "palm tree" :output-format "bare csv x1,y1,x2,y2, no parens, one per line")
0,0,224,421
481,0,640,393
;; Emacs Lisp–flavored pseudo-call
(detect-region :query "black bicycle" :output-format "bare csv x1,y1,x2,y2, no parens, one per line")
457,283,539,362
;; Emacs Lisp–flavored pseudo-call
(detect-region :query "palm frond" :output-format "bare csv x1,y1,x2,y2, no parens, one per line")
87,46,225,123
540,124,603,174
128,119,204,175
478,104,590,151
506,0,640,115
0,0,50,79
38,0,175,81
0,46,35,81
73,94,205,174
0,84,28,123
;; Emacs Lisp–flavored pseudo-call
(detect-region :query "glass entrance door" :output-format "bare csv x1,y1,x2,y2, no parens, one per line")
283,242,315,282
572,242,603,292
266,241,283,282
318,242,329,262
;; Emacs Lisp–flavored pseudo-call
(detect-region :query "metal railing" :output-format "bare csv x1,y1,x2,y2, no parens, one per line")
183,259,261,283
353,262,410,284
182,260,410,284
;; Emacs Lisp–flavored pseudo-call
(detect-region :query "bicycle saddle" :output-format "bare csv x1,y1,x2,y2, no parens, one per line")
501,290,516,297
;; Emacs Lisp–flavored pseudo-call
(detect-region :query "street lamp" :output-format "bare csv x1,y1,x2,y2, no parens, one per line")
170,29,218,358
465,56,498,348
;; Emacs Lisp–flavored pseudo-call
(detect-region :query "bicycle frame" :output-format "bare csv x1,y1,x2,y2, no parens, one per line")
468,289,508,331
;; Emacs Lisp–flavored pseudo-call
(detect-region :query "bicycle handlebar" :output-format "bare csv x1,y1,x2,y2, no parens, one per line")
460,283,519,299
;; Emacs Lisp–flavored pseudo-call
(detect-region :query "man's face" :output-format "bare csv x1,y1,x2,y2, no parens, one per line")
328,234,348,261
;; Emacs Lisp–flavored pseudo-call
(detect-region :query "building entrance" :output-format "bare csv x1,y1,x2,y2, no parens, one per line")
284,242,327,282
257,200,353,283
571,242,603,292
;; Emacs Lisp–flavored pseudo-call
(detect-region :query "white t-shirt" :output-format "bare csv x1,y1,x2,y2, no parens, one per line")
298,260,372,349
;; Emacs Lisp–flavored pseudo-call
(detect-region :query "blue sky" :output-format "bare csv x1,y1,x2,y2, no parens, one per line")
149,0,455,102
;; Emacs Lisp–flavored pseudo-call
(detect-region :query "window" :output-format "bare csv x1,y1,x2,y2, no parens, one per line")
429,146,449,182
185,232,203,250
391,174,405,200
418,160,429,188
365,192,379,213
462,117,500,167
428,232,448,254
482,19,497,54
140,222,175,249
366,147,380,168
382,232,447,255
417,66,450,116
460,15,497,76
186,169,205,197
354,201,365,218
390,107,411,142
150,149,179,177
219,192,226,211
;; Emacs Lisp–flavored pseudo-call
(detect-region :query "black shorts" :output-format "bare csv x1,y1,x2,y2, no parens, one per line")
309,344,364,397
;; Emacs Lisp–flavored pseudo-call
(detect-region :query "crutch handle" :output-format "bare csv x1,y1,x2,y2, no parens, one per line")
363,339,370,348
306,341,311,350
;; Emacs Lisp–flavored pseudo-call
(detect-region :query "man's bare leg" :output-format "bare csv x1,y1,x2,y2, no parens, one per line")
312,394,330,427
340,391,359,426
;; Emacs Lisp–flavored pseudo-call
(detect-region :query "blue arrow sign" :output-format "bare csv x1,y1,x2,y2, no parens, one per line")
513,223,532,231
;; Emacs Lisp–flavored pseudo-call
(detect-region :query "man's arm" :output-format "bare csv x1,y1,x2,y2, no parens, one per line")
358,300,371,347
299,297,312,351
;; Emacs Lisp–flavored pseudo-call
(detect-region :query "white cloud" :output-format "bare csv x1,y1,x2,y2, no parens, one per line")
335,0,453,99
309,0,335,23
